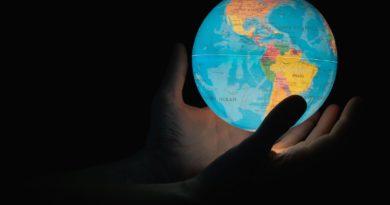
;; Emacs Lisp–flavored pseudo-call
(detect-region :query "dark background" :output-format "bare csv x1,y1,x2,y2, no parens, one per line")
16,0,383,186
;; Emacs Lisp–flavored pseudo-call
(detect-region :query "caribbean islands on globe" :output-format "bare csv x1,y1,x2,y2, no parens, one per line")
193,0,337,131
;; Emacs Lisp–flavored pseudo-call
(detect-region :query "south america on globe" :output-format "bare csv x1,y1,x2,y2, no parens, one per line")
193,0,337,131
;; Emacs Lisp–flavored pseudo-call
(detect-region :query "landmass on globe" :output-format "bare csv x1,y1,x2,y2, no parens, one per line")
193,0,337,131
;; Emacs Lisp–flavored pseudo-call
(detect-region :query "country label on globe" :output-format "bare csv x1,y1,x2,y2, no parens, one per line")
193,0,337,131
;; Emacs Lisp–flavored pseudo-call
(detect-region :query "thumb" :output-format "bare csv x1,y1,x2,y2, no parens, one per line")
159,43,188,103
196,95,306,192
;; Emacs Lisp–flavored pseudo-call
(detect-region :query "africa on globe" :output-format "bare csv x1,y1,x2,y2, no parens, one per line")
192,0,337,131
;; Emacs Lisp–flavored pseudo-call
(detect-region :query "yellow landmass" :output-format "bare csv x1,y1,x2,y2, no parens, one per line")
266,49,318,113
226,0,280,37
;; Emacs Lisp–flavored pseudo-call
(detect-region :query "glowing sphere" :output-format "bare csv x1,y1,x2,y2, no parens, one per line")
193,0,337,131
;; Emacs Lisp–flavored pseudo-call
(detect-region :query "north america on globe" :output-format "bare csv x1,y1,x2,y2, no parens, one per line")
193,0,337,131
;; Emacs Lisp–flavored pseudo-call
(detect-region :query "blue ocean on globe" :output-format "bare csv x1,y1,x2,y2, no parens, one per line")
192,0,337,131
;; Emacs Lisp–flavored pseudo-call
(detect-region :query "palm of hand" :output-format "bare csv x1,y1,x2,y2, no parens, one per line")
146,45,250,180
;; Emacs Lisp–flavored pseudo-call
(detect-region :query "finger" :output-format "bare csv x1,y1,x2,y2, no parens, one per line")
305,104,340,142
247,95,308,154
301,97,364,156
330,97,364,136
159,43,188,103
272,111,321,153
273,98,365,173
197,95,306,189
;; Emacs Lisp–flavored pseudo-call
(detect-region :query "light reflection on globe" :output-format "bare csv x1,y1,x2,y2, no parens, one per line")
192,0,337,131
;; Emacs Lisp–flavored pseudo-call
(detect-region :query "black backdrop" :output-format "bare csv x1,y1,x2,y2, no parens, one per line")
18,0,383,187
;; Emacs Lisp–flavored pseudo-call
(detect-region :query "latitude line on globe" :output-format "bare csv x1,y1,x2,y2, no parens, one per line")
192,0,338,131
192,54,337,64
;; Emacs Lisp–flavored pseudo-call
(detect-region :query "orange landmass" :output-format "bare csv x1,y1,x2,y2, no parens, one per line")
325,21,337,55
226,0,281,37
262,43,280,61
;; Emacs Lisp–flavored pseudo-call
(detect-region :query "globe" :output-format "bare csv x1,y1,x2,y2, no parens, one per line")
193,0,337,131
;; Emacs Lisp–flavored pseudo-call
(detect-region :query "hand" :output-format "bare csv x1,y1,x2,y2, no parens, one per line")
187,96,363,202
125,94,363,204
141,44,251,182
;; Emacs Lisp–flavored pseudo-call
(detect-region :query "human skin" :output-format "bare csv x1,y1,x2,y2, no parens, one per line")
30,44,364,204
